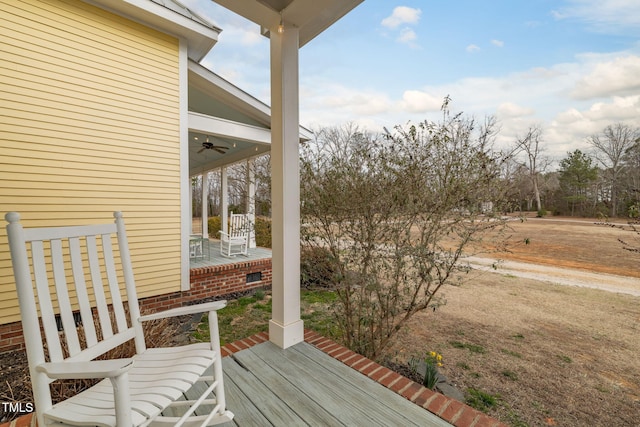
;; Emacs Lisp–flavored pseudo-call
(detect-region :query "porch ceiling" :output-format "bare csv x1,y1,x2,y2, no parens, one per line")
188,129,270,175
211,0,365,47
187,61,312,176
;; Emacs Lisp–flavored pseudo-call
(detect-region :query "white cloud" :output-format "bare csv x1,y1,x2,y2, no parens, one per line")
552,0,640,35
570,55,640,99
491,39,504,48
397,28,417,44
381,6,421,29
400,90,442,113
466,44,481,53
497,102,534,118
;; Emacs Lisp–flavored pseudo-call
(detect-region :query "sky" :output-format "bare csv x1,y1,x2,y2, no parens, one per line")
182,0,640,163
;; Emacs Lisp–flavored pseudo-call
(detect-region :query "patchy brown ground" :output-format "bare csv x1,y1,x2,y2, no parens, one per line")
391,216,640,426
484,216,640,278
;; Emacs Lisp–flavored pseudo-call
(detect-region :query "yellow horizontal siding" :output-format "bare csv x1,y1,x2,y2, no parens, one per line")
0,0,184,324
2,2,178,68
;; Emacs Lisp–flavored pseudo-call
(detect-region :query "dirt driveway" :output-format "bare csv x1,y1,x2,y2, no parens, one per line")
467,256,640,296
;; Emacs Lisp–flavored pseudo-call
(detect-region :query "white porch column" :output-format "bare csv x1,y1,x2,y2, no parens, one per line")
221,167,228,234
201,172,209,238
246,159,256,249
269,24,304,348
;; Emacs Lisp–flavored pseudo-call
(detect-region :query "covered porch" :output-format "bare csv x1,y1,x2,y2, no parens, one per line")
189,237,271,269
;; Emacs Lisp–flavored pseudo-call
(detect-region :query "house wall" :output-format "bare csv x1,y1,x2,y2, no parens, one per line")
0,260,273,353
0,0,183,324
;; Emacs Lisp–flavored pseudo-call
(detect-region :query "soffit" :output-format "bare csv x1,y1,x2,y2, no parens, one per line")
211,0,364,47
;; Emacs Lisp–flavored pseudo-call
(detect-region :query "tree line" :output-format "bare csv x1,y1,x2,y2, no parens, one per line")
194,121,639,223
511,123,640,219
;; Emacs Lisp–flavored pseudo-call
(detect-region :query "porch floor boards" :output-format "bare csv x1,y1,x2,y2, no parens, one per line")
190,239,271,268
187,341,452,426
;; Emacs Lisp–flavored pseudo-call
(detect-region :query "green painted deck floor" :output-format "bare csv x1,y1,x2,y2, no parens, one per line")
189,239,272,268
192,341,452,426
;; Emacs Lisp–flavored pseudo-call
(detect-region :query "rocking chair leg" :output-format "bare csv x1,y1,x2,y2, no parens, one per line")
111,373,133,427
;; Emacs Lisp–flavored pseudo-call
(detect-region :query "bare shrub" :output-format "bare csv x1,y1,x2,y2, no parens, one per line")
301,102,514,359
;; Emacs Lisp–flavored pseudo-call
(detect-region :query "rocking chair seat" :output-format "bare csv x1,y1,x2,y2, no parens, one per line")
46,343,215,427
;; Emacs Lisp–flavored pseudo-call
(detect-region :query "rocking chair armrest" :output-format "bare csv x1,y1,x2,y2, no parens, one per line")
139,300,228,322
36,358,134,380
218,230,229,238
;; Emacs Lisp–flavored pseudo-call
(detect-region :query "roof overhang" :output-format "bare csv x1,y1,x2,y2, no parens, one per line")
211,0,364,47
188,62,312,175
83,0,221,61
189,60,271,125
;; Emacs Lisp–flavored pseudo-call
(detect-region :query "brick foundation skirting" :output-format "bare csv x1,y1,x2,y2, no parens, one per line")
0,258,272,354
2,330,506,427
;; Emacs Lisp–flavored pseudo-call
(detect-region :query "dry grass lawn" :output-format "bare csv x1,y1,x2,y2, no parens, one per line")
391,217,640,426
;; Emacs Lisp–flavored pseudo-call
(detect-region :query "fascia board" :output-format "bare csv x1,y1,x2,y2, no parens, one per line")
189,112,271,145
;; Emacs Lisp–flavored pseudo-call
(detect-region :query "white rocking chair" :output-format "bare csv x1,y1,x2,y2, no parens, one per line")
218,213,251,258
4,211,233,427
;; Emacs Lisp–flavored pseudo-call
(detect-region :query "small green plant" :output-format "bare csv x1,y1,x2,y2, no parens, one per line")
207,216,222,236
449,340,486,354
501,348,523,358
457,362,470,370
502,370,518,381
556,354,572,363
300,246,339,289
466,388,498,412
254,217,272,248
422,351,444,390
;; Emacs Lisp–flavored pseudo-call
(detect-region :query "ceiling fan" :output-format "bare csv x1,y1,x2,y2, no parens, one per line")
197,136,229,154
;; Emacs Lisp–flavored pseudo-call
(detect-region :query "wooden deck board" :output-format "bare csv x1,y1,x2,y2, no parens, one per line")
230,346,344,426
222,357,309,425
222,341,452,426
219,366,269,426
292,343,447,423
174,341,451,426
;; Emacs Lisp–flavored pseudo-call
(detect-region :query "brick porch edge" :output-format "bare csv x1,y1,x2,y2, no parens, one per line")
2,330,506,427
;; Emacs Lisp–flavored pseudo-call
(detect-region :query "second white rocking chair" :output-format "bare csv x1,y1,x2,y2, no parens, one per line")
218,212,251,257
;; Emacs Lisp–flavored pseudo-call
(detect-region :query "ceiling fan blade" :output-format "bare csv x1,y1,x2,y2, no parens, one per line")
213,148,226,154
197,147,205,153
